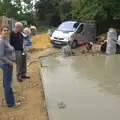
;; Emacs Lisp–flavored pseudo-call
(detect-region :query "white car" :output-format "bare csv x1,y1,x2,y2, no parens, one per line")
50,21,96,48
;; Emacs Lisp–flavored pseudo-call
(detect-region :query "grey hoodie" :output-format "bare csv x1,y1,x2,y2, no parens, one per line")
0,37,15,64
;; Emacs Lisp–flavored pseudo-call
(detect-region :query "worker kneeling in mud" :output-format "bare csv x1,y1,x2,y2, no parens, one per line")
61,42,75,57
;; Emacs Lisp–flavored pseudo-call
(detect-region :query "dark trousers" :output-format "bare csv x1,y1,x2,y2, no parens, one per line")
15,51,27,79
0,63,15,106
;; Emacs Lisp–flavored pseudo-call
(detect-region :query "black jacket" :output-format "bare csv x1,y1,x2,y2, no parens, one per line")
10,31,23,52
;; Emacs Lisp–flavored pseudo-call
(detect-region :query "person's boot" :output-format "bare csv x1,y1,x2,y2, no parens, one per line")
17,76,23,82
21,76,30,79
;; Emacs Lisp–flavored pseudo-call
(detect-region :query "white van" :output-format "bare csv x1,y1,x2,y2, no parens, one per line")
50,21,96,48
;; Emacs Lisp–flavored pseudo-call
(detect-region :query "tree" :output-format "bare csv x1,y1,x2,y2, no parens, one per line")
0,0,35,25
71,0,120,21
59,0,72,21
35,0,61,26
17,12,35,25
0,0,18,17
72,0,102,20
14,0,35,25
35,0,72,26
35,0,47,21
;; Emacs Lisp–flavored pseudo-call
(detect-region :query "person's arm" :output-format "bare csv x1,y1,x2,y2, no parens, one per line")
9,32,14,46
0,40,12,64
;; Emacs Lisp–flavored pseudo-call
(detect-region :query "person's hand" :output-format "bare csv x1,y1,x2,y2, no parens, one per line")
25,41,28,46
8,61,13,66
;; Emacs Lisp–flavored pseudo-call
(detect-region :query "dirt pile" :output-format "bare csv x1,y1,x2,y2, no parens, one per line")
96,34,107,42
31,34,51,49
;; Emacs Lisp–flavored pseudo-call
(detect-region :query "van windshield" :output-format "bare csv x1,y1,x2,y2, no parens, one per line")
57,22,79,32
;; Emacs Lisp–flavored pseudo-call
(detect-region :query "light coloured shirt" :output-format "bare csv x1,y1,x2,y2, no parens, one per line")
0,37,14,64
117,35,120,46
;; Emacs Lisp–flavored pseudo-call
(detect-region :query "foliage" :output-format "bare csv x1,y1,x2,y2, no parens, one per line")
1,0,120,26
0,0,35,25
35,0,72,26
72,0,120,21
0,0,18,18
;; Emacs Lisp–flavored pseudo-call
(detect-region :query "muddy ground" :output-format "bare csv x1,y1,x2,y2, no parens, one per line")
0,43,101,120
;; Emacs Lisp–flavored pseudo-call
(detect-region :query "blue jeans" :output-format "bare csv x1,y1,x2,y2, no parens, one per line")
0,63,15,106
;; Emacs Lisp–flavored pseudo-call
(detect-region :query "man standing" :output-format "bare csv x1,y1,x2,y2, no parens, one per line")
10,22,30,82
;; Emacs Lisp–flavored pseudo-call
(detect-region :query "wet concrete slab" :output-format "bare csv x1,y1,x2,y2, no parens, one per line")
40,55,120,120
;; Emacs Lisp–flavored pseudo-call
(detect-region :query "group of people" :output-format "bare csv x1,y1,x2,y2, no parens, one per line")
0,22,35,107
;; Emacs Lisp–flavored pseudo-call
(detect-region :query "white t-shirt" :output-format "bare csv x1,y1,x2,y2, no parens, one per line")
117,35,120,46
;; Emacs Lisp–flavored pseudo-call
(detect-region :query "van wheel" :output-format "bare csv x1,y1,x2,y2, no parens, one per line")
71,41,77,49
